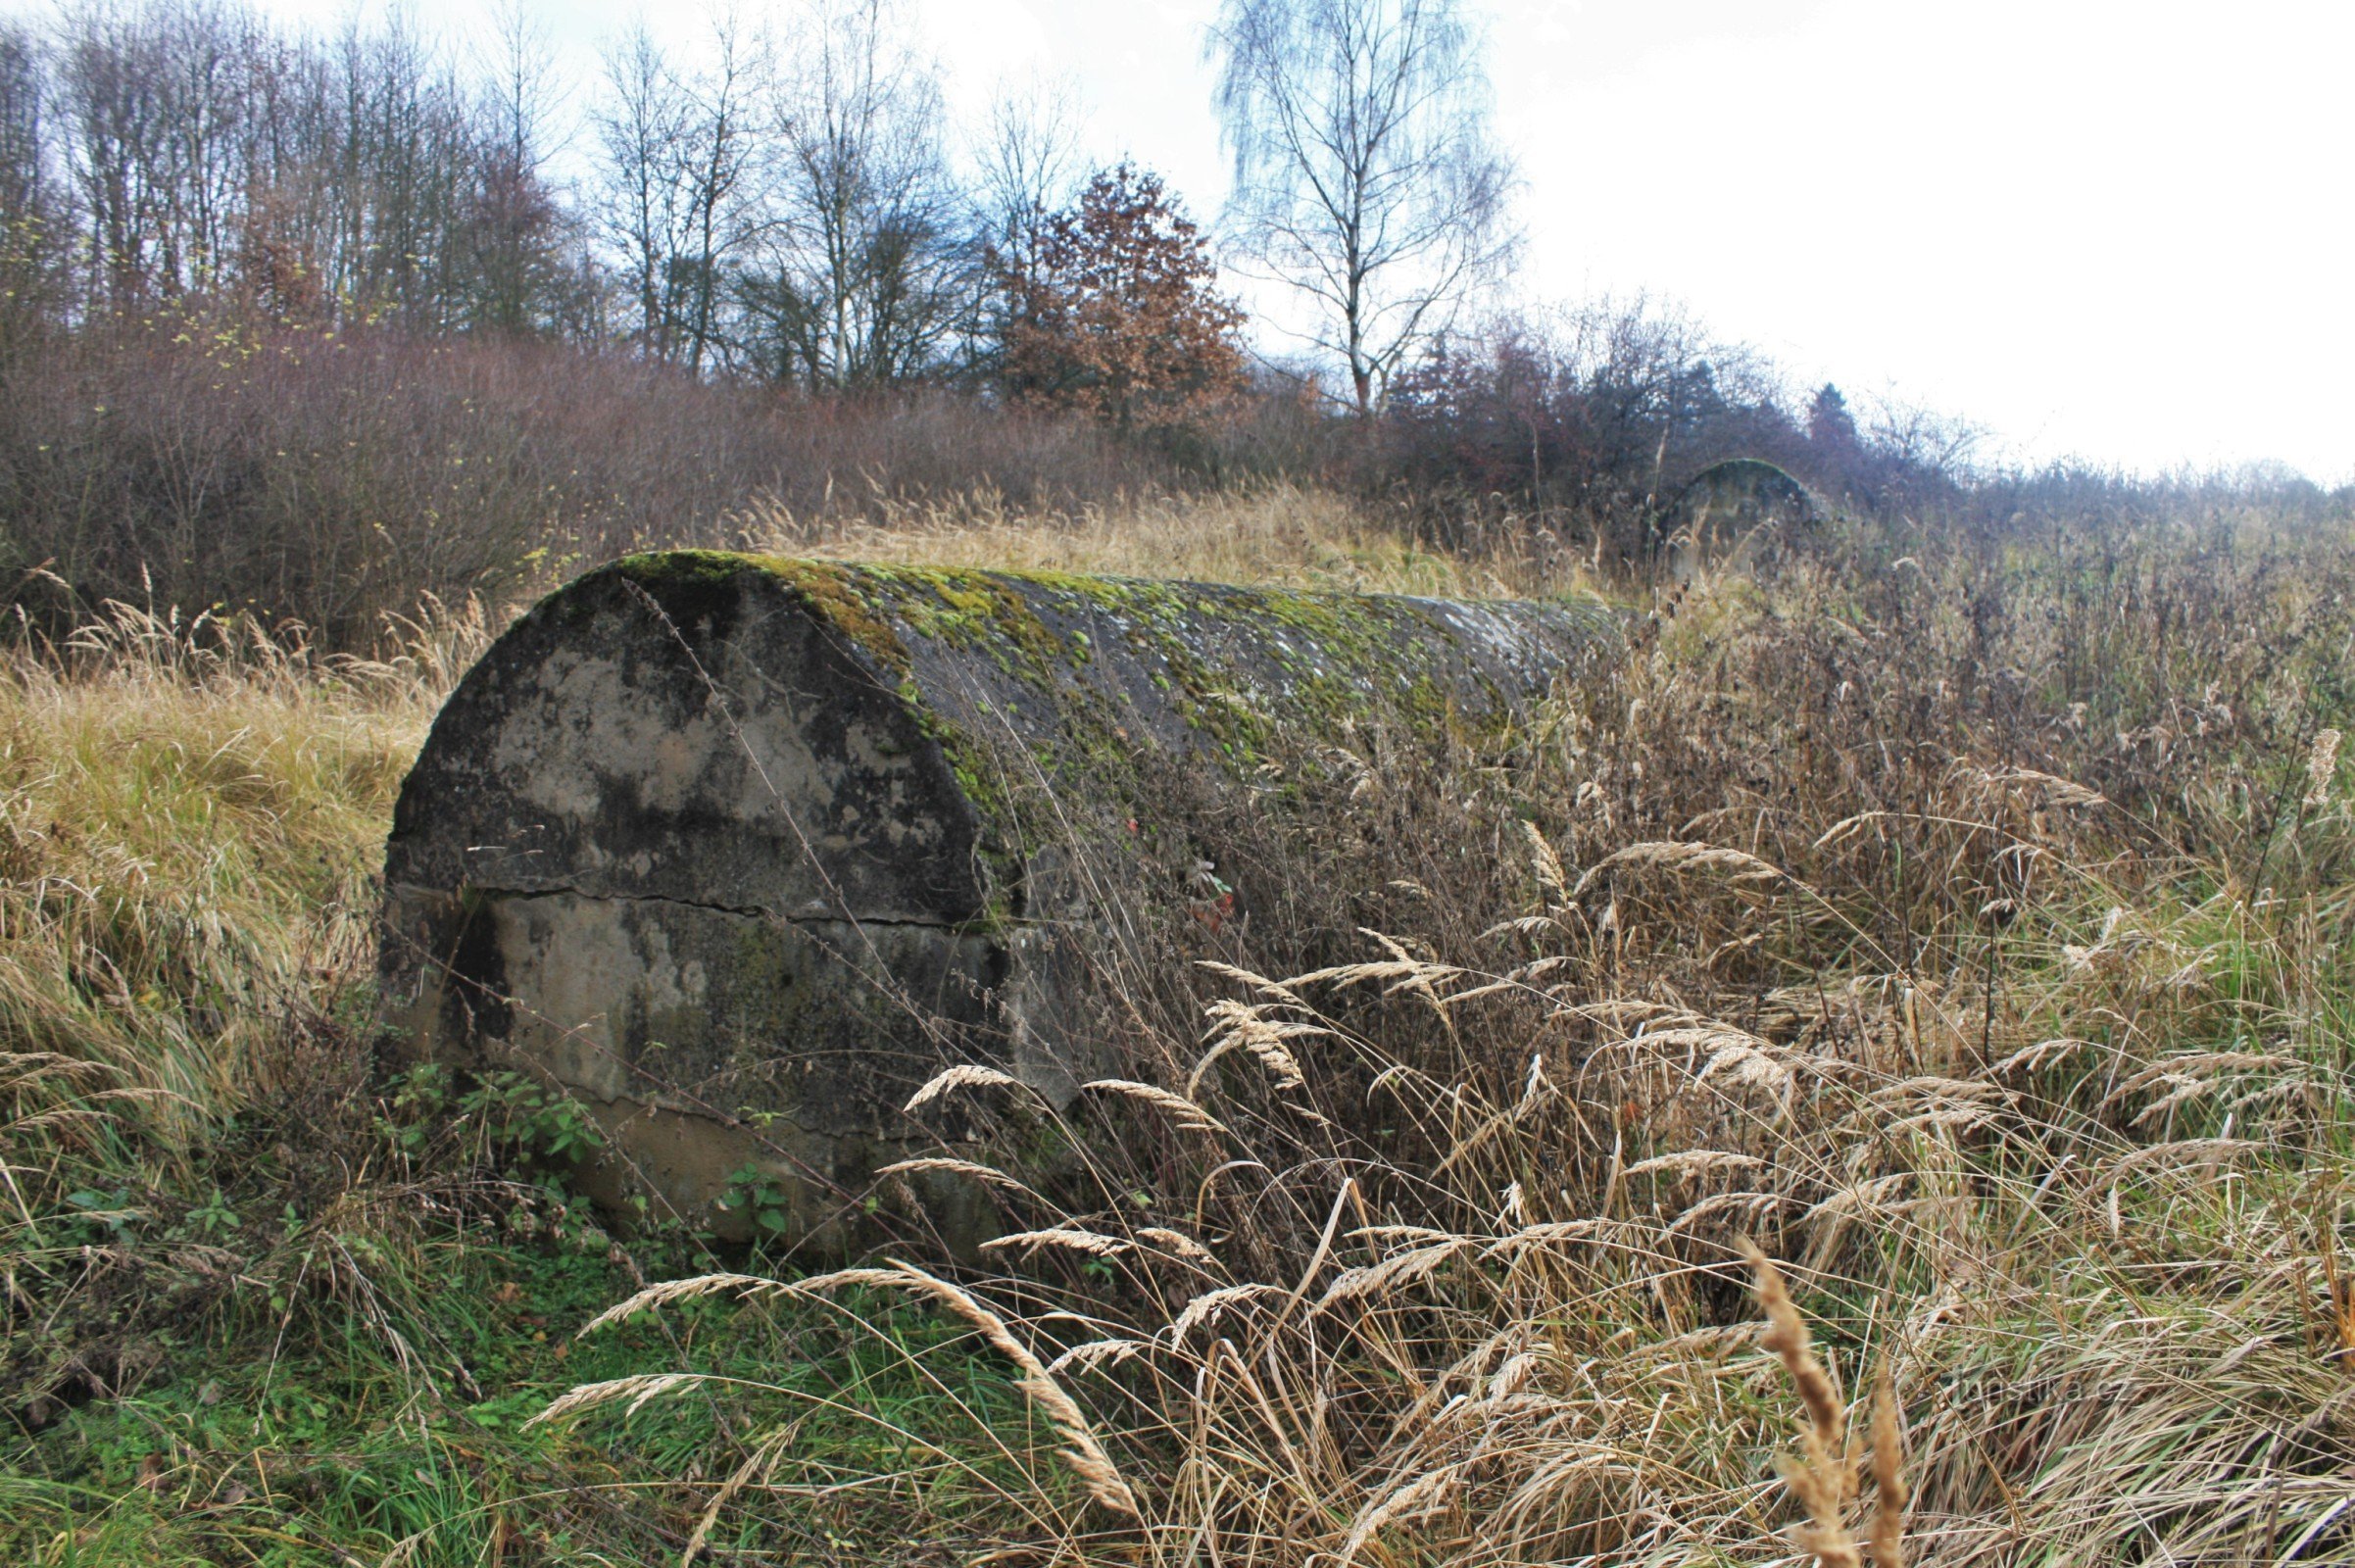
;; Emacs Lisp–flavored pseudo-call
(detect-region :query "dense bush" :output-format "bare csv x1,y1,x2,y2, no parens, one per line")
0,313,1166,644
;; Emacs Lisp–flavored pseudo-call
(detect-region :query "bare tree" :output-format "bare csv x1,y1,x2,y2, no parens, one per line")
672,14,760,371
0,21,60,352
11,0,1007,375
1208,0,1516,415
960,73,1084,375
326,13,494,326
42,2,562,329
972,74,1084,281
0,25,42,219
56,0,263,310
738,0,968,389
1863,393,1984,486
454,2,574,335
588,18,758,369
591,25,687,358
481,0,561,176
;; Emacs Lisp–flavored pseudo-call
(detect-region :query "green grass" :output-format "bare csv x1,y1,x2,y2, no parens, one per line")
7,1237,1052,1565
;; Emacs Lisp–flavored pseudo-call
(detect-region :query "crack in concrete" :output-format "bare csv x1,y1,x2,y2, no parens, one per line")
447,880,1013,936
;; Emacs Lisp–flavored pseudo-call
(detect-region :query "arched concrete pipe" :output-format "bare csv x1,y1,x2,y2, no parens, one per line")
1653,459,1826,582
379,552,1619,1246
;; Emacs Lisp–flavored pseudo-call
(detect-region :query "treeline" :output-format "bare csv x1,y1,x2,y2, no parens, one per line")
0,0,1286,637
0,0,1185,389
0,3,591,344
0,0,2333,645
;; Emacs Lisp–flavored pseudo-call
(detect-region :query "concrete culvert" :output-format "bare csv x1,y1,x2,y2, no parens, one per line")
379,552,1619,1247
1657,459,1827,583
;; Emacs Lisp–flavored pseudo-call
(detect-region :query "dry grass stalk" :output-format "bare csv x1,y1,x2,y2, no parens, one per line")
1047,1338,1147,1374
1521,818,1570,905
1481,1218,1609,1257
1744,1239,1862,1568
572,1273,801,1337
1080,1078,1229,1134
1695,1042,1800,1102
981,1226,1133,1259
1314,1239,1470,1313
1975,765,2108,808
1334,1464,1463,1568
2308,728,2344,807
529,1371,701,1428
1191,1000,1314,1094
1991,1036,2101,1074
902,1064,1020,1113
553,1258,1140,1517
1195,959,1308,1005
2103,1136,2263,1177
872,1155,1035,1193
1134,1226,1217,1261
1621,1151,1765,1182
1167,1282,1285,1341
1570,839,1788,899
854,1260,1140,1518
1869,1368,1908,1567
1293,930,1466,1000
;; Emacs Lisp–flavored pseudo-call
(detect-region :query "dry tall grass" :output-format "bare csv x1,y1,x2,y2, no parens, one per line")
0,602,481,1166
11,490,2355,1563
550,508,2355,1563
736,481,1580,599
0,600,500,1436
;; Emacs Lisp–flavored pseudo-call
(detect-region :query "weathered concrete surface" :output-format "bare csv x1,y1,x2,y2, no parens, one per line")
380,554,1619,1245
1658,459,1826,582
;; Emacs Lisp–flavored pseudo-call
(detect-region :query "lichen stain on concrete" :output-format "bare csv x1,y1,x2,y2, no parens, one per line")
381,554,1621,1249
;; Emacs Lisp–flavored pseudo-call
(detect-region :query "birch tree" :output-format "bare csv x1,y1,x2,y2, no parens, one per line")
1209,0,1516,414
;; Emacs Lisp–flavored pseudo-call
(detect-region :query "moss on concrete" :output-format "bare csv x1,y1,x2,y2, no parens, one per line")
580,548,1624,880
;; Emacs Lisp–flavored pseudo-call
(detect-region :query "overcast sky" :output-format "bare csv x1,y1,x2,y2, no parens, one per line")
28,0,2353,481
